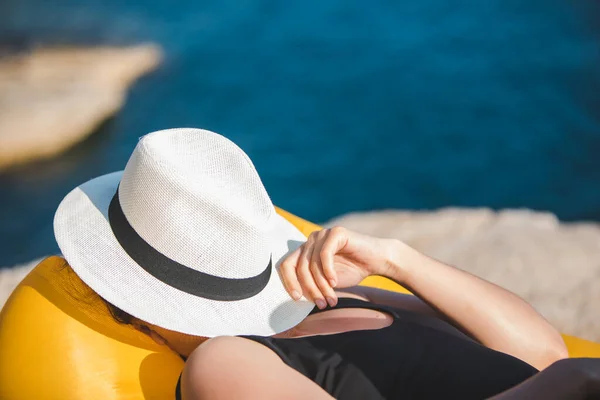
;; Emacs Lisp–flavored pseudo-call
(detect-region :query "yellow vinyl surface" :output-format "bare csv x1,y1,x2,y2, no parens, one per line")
0,207,598,399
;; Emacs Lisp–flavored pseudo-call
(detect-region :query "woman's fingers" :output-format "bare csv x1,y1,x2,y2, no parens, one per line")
311,231,337,307
297,235,328,308
279,246,303,300
320,227,346,287
280,229,340,309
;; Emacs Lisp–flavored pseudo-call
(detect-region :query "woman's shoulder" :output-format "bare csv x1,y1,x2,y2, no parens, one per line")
181,337,282,393
181,336,334,399
189,335,280,363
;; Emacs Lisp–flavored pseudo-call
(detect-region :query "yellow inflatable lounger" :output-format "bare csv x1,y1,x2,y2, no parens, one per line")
1,207,599,400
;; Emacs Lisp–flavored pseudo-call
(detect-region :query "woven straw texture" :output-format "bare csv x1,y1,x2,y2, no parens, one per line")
54,128,314,337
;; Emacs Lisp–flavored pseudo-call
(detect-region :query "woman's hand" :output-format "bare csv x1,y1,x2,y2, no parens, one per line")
279,227,398,309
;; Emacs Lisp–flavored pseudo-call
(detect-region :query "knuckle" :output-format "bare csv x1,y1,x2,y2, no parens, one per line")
330,226,345,236
319,246,330,258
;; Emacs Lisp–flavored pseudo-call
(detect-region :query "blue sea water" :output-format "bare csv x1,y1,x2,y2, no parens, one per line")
0,0,599,266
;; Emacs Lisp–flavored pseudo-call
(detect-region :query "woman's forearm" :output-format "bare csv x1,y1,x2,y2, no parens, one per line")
489,364,587,399
490,358,600,399
383,241,568,370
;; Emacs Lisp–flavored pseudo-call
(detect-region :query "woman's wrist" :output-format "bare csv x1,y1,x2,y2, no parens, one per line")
380,239,421,284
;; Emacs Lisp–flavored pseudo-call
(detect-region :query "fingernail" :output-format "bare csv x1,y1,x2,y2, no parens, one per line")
315,299,327,309
329,279,337,287
291,290,301,300
326,297,336,307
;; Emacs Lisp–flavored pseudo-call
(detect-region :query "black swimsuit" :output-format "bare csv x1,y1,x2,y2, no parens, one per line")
176,298,538,399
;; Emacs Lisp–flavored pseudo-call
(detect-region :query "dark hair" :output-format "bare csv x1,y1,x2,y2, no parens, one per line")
104,299,135,326
58,259,135,326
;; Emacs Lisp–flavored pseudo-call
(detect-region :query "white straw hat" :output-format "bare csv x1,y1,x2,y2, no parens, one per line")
54,128,314,337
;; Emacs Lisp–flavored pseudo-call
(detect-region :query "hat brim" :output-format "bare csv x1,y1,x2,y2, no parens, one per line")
54,171,314,337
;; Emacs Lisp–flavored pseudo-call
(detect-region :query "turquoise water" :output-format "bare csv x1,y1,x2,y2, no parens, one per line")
1,0,599,266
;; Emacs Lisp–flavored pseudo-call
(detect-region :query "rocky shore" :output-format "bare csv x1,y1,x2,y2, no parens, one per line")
1,208,599,341
0,258,41,307
0,44,162,170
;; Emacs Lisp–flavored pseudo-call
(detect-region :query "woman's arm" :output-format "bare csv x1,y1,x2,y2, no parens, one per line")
381,240,568,370
280,227,568,371
489,358,600,399
339,285,441,318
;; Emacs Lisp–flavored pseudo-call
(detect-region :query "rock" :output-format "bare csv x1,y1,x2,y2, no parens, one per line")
0,44,162,170
326,208,600,341
0,258,40,307
1,208,599,342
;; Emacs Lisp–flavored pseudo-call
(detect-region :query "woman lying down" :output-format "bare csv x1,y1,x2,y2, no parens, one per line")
54,128,600,399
